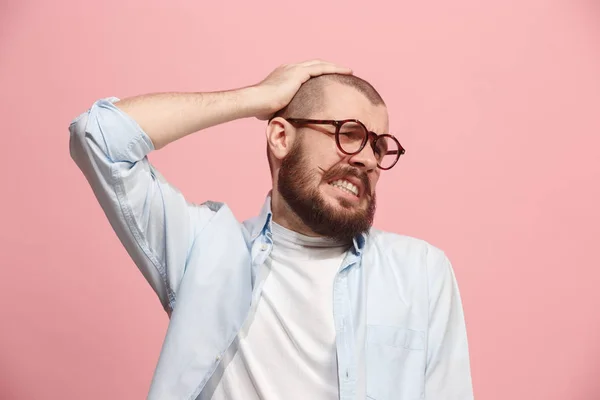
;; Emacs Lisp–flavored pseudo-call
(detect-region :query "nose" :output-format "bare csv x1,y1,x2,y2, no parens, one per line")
348,143,378,171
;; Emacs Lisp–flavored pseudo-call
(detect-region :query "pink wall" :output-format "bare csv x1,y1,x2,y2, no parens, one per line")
1,1,599,399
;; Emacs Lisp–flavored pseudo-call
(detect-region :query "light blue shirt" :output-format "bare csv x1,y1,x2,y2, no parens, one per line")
69,98,474,400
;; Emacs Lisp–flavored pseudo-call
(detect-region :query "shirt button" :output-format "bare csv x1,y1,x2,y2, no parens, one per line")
261,244,268,251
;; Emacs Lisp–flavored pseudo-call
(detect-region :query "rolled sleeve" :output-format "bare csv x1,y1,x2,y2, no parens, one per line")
69,98,215,313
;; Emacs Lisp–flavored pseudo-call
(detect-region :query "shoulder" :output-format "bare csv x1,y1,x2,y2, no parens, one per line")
365,228,451,280
367,228,446,260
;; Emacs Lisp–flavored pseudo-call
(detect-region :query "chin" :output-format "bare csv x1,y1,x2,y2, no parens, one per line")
324,193,365,212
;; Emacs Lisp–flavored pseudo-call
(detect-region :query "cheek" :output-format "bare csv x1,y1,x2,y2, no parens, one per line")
370,175,380,193
312,148,346,172
315,133,345,161
303,134,359,176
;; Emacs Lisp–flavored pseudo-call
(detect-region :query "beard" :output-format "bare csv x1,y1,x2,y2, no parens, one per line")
277,141,376,243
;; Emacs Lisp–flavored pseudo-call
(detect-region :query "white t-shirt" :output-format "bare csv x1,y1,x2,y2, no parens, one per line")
210,222,349,400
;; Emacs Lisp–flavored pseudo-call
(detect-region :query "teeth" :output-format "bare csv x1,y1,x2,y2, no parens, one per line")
329,179,359,196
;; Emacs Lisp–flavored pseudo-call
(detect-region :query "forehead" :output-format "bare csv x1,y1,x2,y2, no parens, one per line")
315,82,389,134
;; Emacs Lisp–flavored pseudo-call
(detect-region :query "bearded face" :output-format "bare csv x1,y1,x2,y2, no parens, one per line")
277,140,376,243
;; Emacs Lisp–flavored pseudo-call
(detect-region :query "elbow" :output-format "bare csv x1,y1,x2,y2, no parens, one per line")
68,112,90,166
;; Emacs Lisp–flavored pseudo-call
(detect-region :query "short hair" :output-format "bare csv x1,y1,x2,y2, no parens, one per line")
267,74,386,172
273,73,385,119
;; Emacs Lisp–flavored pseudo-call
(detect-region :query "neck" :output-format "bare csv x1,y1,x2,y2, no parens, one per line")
270,189,321,238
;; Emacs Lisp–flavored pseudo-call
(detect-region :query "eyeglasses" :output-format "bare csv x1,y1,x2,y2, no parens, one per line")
284,118,405,170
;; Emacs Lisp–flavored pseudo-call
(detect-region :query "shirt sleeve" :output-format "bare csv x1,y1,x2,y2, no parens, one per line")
424,247,475,399
69,97,217,314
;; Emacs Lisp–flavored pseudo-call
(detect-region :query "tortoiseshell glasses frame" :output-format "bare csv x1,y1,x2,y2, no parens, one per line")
284,118,405,170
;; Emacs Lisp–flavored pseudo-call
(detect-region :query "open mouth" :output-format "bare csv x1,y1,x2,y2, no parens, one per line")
328,179,359,197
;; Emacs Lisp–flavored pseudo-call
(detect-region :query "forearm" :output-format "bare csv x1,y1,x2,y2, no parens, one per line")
114,87,263,150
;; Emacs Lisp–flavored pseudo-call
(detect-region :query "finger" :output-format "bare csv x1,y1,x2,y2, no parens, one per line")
295,60,352,75
305,63,353,77
298,59,327,67
301,60,349,71
304,59,351,70
299,60,352,71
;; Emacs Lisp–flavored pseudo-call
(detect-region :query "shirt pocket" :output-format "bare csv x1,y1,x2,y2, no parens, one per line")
366,325,426,400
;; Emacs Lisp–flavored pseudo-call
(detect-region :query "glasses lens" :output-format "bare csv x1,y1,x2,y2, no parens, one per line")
374,136,401,169
337,121,368,154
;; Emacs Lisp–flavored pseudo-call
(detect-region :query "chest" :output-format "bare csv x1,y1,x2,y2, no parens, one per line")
361,250,429,400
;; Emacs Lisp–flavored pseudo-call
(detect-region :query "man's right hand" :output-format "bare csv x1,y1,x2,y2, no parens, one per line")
251,60,353,121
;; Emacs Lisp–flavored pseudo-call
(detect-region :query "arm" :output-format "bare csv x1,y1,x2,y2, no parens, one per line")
424,248,474,399
69,60,352,313
113,60,352,150
113,89,262,150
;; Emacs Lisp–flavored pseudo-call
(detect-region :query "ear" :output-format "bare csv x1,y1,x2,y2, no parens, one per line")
266,117,296,162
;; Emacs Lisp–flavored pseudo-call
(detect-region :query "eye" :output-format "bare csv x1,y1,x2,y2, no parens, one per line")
339,122,365,140
373,138,389,159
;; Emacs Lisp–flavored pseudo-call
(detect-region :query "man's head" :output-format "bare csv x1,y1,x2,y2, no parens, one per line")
266,74,389,242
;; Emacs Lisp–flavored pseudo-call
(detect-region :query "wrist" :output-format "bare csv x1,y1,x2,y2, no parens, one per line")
236,85,273,119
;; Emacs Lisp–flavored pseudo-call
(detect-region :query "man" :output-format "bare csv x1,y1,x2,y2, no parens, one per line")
70,60,474,400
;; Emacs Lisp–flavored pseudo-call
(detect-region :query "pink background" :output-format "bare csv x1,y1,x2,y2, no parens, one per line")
1,0,599,399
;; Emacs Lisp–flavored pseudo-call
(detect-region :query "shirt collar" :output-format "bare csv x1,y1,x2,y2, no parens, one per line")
246,192,367,255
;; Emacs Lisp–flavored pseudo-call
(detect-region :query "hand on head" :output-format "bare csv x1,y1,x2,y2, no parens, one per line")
252,60,353,121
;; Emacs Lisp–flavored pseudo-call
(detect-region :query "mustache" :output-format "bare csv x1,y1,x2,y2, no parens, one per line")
318,165,372,196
